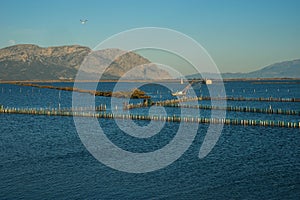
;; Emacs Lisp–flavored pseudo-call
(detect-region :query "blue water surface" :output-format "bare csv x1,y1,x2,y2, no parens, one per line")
0,80,299,199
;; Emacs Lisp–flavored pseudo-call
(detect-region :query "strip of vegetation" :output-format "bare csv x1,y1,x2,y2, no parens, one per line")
15,83,150,99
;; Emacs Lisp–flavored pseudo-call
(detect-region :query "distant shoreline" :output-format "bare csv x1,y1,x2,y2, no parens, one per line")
0,77,300,84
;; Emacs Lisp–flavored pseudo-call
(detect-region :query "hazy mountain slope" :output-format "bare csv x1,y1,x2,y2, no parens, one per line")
0,44,91,80
246,59,300,78
0,44,171,81
187,59,300,79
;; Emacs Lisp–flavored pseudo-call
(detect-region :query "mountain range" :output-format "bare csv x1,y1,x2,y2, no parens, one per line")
187,59,300,79
222,59,300,79
0,44,171,81
0,44,299,81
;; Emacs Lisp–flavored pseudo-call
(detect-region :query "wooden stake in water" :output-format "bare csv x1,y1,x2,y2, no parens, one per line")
58,90,61,110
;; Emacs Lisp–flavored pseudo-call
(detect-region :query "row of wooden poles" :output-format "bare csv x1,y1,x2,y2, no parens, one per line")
124,96,299,109
0,107,299,128
124,102,299,116
203,96,300,102
164,96,299,103
58,105,107,112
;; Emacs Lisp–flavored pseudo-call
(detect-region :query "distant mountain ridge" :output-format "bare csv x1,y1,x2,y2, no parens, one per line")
0,44,299,80
223,59,300,78
187,59,300,79
0,44,90,80
0,44,171,81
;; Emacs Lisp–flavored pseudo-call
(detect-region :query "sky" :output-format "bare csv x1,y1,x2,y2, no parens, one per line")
0,0,299,73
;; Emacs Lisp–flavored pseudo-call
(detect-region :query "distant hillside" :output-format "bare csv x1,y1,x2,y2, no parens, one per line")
83,48,171,80
0,44,90,80
1,44,297,80
223,59,300,78
0,44,171,81
187,59,300,79
247,59,300,78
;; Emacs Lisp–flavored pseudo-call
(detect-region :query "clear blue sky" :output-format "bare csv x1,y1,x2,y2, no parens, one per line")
1,0,299,73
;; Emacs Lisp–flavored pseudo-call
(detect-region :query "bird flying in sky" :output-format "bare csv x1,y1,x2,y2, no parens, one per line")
80,19,88,24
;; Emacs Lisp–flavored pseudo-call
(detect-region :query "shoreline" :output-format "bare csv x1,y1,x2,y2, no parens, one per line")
0,77,300,84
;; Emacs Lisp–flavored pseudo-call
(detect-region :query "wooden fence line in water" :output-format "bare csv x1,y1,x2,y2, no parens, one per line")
123,96,299,110
126,96,299,109
171,96,300,103
201,96,300,102
124,101,299,116
0,107,299,128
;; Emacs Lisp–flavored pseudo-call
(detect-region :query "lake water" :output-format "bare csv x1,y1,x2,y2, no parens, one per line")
0,80,299,199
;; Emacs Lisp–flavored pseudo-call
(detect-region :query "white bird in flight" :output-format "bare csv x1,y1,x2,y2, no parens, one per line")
80,19,88,24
